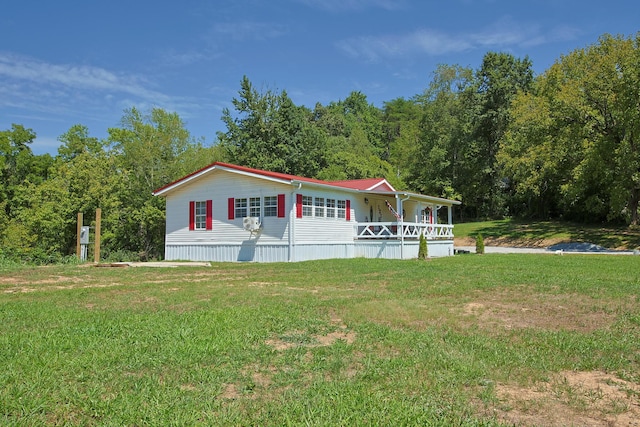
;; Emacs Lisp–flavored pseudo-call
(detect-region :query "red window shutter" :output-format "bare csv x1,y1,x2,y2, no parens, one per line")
189,201,195,230
228,198,235,220
206,200,213,230
346,200,351,221
296,194,303,218
277,194,285,218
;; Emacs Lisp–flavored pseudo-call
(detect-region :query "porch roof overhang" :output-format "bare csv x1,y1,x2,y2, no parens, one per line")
357,190,461,207
290,181,460,207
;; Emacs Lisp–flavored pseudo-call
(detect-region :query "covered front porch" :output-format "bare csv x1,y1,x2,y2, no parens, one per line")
348,191,460,258
353,191,458,241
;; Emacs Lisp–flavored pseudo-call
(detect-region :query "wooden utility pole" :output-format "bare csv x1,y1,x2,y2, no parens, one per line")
76,212,83,259
94,208,101,263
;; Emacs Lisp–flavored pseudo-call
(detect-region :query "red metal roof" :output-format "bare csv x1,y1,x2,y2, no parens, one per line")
327,178,395,192
152,162,395,195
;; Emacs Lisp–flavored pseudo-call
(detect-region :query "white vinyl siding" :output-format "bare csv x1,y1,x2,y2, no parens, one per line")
164,170,290,247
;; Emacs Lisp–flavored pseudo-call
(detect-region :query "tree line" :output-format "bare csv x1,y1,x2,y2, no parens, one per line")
1,33,638,263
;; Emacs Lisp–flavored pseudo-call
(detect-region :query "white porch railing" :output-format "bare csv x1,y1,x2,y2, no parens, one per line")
355,222,454,240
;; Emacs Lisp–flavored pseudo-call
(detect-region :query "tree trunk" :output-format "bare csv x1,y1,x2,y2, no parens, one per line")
630,188,640,226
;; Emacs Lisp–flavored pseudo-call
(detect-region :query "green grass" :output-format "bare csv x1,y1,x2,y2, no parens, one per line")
454,219,640,249
1,256,639,425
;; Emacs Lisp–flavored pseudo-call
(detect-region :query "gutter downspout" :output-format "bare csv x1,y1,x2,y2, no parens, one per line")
289,182,302,262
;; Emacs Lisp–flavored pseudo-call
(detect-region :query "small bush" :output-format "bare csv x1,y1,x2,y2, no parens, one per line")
418,233,428,260
476,233,485,254
103,249,143,263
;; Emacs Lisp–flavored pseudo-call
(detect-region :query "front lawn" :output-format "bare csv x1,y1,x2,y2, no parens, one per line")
1,256,639,425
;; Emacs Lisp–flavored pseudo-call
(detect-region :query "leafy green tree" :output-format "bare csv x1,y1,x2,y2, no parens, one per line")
0,124,53,215
469,52,534,218
501,33,640,224
108,107,209,259
339,91,385,158
57,124,104,161
8,125,123,261
382,97,422,184
498,88,563,218
218,76,328,177
408,65,473,205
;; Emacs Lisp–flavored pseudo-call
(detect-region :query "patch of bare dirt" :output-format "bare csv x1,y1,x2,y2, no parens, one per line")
460,287,621,332
483,371,640,426
3,281,126,294
220,383,241,399
454,236,568,248
265,313,356,351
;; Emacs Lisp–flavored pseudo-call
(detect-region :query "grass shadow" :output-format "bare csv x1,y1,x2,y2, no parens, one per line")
455,219,640,249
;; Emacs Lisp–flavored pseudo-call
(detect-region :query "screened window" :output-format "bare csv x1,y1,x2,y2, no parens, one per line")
302,196,313,217
314,197,325,217
337,200,346,219
264,196,277,217
235,198,247,218
249,197,261,217
326,198,336,218
195,201,207,230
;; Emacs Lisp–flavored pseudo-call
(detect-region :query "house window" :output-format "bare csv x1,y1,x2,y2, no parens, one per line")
194,201,207,229
326,199,336,218
314,197,325,217
235,198,247,218
337,200,346,219
190,200,213,231
302,196,313,217
264,196,277,217
249,197,261,217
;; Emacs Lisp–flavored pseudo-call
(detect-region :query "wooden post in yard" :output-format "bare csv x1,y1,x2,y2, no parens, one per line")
76,212,83,259
94,208,101,263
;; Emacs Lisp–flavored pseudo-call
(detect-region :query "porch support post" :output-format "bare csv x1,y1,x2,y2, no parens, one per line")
448,205,453,225
396,194,403,259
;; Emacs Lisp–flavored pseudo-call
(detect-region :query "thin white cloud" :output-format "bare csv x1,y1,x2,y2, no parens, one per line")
337,19,581,61
0,52,169,102
160,49,211,67
296,0,404,11
0,51,214,140
212,21,287,41
337,30,472,61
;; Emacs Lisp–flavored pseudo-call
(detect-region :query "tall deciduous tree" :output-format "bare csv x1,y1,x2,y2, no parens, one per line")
0,124,53,215
469,52,533,218
108,107,209,259
382,97,422,184
218,76,328,177
408,65,473,204
501,33,640,224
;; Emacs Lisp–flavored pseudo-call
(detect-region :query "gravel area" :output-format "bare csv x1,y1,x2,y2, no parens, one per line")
455,246,636,255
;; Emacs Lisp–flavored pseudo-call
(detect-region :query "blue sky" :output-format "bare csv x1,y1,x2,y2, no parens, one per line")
1,0,638,155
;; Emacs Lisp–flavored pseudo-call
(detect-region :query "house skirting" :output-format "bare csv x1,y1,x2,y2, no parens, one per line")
164,240,454,263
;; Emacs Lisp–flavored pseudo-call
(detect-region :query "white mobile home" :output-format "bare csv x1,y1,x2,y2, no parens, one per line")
152,162,461,262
